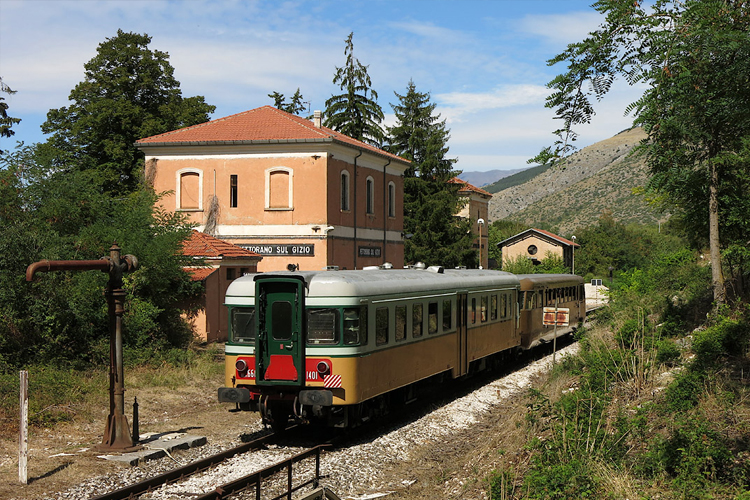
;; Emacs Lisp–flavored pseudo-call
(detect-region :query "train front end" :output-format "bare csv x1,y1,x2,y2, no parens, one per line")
218,272,363,429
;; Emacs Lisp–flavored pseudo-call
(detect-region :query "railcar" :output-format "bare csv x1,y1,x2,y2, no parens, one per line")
516,274,586,349
217,267,523,429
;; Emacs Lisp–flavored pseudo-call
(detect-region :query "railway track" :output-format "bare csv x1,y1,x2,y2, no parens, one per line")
90,426,335,500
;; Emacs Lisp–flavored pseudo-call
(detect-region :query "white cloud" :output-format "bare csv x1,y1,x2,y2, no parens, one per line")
518,11,604,46
436,85,550,118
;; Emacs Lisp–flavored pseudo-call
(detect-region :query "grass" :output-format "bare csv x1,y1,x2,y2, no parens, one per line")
0,343,225,439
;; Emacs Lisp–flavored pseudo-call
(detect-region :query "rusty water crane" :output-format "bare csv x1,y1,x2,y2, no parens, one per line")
26,243,139,451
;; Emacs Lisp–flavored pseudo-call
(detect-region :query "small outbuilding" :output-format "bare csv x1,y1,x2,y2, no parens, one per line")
497,228,579,271
181,230,262,342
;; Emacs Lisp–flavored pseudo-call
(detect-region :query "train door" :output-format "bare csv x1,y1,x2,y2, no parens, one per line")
255,277,305,386
456,293,469,377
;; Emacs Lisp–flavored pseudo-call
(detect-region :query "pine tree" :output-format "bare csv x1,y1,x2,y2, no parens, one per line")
268,88,307,115
387,80,474,267
0,78,21,154
324,32,385,146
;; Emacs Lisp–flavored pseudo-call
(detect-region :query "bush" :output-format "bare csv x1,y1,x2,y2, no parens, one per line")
523,458,600,499
656,339,681,365
693,317,750,367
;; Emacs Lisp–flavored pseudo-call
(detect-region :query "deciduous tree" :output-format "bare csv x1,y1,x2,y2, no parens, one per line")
42,30,215,194
0,78,21,154
538,0,750,305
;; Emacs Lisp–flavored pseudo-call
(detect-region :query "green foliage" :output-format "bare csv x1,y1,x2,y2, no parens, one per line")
664,369,705,413
693,317,750,368
540,0,750,304
0,144,201,370
522,458,599,499
386,80,473,267
501,252,568,274
324,32,384,146
655,339,681,365
268,88,307,115
0,78,21,153
41,29,215,194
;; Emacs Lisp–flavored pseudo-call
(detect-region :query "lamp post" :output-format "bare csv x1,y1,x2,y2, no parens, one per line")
477,218,485,269
571,235,576,274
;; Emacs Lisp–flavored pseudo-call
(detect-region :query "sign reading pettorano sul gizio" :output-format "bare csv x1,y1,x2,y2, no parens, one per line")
240,244,315,256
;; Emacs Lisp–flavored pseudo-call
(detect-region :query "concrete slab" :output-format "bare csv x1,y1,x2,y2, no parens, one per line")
98,432,207,465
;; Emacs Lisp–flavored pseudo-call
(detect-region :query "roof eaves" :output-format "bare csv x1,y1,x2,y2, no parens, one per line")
136,137,336,148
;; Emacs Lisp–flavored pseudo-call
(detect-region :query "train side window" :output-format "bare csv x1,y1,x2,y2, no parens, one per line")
480,296,488,322
395,306,407,342
471,298,476,324
231,307,255,343
376,307,389,345
428,302,438,334
307,309,340,345
343,308,362,345
501,294,507,319
412,303,423,338
442,299,452,331
491,295,498,321
360,306,368,345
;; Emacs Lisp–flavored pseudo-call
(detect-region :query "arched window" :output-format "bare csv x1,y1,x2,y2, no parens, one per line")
388,181,396,218
265,167,293,210
341,170,350,211
366,176,375,215
176,168,203,210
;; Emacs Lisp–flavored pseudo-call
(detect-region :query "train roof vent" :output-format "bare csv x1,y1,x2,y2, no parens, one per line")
413,262,426,270
363,265,380,271
324,265,340,271
381,262,393,269
426,265,444,274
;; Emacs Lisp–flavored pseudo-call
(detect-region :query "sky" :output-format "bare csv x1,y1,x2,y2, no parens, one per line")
0,0,642,173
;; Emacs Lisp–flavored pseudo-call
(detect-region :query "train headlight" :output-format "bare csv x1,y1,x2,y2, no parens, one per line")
235,359,248,374
316,360,331,376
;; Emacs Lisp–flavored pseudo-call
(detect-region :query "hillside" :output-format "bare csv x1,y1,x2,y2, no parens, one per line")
488,128,667,233
458,168,528,188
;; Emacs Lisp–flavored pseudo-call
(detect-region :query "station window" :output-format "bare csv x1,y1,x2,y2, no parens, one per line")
231,307,255,343
428,302,438,334
376,307,389,345
395,306,407,341
412,303,423,338
442,300,452,331
227,268,236,281
230,175,238,208
388,181,396,218
307,309,339,345
366,177,375,214
341,171,350,211
491,295,498,321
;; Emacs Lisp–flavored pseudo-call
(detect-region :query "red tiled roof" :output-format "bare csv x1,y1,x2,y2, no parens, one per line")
182,230,262,259
533,228,579,247
184,267,217,282
499,228,579,248
137,105,409,165
449,177,492,198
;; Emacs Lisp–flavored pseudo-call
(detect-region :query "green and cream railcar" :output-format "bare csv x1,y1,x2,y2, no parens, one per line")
218,267,521,428
516,274,586,349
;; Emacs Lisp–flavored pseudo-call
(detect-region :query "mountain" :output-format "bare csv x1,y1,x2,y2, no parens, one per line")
488,127,668,234
457,168,528,187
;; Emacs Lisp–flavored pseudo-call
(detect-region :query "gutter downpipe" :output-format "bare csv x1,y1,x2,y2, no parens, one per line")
382,159,391,265
353,150,363,270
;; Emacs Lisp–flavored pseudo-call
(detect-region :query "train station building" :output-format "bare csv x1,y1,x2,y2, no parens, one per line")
136,106,411,272
450,178,492,269
497,228,579,270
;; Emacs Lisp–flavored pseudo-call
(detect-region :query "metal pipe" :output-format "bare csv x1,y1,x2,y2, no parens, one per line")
26,259,110,282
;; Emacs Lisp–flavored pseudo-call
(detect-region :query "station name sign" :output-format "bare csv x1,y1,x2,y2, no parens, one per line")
358,246,382,257
240,244,315,256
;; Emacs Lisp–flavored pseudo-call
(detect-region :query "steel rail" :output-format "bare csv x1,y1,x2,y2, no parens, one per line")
90,428,293,500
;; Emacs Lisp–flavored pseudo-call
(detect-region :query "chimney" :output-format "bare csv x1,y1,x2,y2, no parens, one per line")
313,110,322,128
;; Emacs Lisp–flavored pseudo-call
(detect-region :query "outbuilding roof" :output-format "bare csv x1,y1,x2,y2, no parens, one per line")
497,228,579,248
449,177,492,198
136,105,409,165
182,230,262,259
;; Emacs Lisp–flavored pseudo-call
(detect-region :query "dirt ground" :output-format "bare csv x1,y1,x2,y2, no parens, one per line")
0,371,534,500
0,381,260,500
